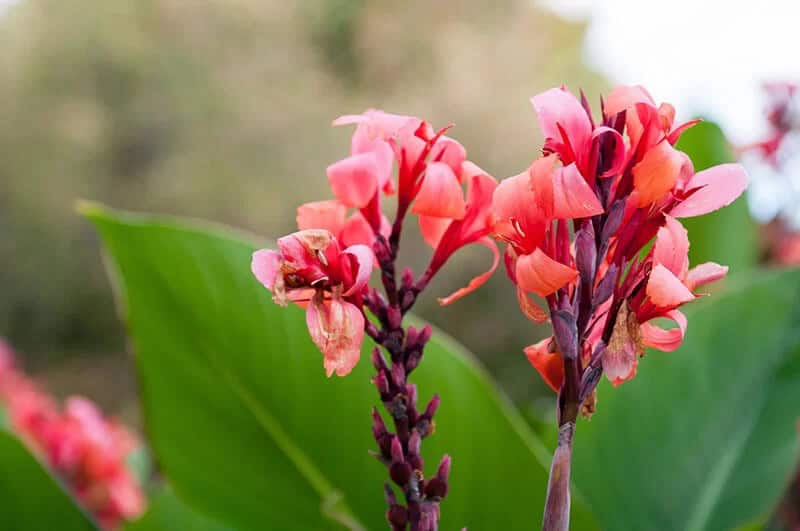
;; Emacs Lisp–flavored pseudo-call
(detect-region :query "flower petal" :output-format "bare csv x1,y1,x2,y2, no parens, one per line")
306,295,365,377
516,248,578,297
686,262,728,292
592,126,627,179
419,215,452,249
429,136,467,180
341,244,374,296
326,153,379,208
251,249,282,291
633,141,684,206
603,303,643,386
531,87,592,155
517,287,549,323
340,212,375,248
296,200,347,234
524,337,564,392
646,264,695,308
653,215,690,278
411,162,466,219
551,163,604,219
605,85,656,116
641,310,687,352
437,238,500,306
669,163,748,218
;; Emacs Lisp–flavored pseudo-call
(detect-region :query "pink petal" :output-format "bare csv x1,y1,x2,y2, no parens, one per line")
669,163,749,218
251,249,282,291
419,215,452,249
667,119,701,145
429,136,467,180
646,264,695,308
531,87,592,153
296,200,347,234
411,162,466,219
603,302,643,386
340,212,375,248
524,337,563,392
551,163,604,219
437,237,499,305
516,248,578,297
604,85,656,116
686,262,728,291
341,244,374,296
653,215,690,278
633,141,684,206
326,153,379,208
641,310,687,352
306,296,364,377
461,160,490,181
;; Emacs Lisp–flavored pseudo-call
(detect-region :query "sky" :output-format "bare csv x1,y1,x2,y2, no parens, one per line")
541,0,800,144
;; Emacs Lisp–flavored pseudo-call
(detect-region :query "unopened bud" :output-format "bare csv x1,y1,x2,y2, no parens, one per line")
372,348,389,372
424,394,440,419
375,370,391,399
424,455,451,500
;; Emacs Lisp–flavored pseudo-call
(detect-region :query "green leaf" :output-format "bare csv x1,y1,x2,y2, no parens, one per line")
675,121,759,271
82,203,598,531
125,486,233,531
573,268,800,530
0,430,97,530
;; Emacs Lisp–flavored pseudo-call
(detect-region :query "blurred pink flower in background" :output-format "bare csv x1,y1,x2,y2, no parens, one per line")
0,338,146,530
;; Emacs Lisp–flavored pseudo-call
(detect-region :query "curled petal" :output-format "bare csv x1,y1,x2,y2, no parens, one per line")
411,162,466,219
646,264,695,308
326,153,379,208
641,310,687,352
524,337,564,392
531,87,592,155
605,85,656,116
592,126,627,179
653,215,690,278
669,163,749,218
516,248,578,297
437,238,499,306
419,215,451,249
251,249,282,292
517,287,549,323
551,163,604,219
667,119,701,145
633,141,684,206
306,295,364,377
686,262,728,292
341,245,374,296
461,160,490,181
296,201,347,234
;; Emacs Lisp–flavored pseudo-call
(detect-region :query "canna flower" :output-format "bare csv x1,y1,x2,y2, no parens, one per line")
0,339,146,530
495,85,748,394
251,229,373,376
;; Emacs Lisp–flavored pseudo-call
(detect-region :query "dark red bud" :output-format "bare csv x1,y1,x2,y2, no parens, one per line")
424,394,440,418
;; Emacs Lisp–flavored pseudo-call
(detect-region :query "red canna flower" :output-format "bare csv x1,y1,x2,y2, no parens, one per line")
251,229,373,376
494,85,748,394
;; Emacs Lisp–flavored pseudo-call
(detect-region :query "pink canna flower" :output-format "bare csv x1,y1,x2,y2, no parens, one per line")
0,340,146,530
251,229,373,376
493,84,748,395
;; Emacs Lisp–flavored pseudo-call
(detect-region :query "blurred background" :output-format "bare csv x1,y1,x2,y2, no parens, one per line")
0,0,797,426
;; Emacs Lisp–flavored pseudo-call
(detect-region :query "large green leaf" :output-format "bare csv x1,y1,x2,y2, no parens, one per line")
83,204,598,531
573,268,800,530
0,430,97,530
126,486,233,531
675,121,759,271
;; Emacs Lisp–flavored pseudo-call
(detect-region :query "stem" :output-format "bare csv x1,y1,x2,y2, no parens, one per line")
543,422,575,531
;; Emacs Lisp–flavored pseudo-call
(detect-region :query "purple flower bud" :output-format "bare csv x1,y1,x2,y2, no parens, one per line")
575,223,597,292
551,310,578,361
401,267,415,290
424,394,440,419
384,482,398,505
405,349,422,373
424,455,451,500
602,199,626,243
387,306,402,329
372,408,388,439
390,436,404,464
408,429,421,456
593,264,618,309
391,362,406,388
372,348,389,372
405,326,419,349
375,370,391,399
418,325,433,345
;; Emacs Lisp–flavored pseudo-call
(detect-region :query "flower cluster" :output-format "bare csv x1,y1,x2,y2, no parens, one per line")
493,85,747,396
0,339,146,530
251,109,497,530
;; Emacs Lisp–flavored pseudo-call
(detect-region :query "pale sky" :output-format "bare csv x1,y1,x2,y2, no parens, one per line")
541,0,800,144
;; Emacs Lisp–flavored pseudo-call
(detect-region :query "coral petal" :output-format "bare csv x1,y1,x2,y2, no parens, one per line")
653,215,690,278
516,248,578,297
411,162,466,219
686,262,728,291
633,141,684,206
524,337,564,392
552,163,604,219
646,264,695,308
419,215,452,249
341,244,374,296
437,238,499,305
605,85,656,116
340,212,375,248
531,87,592,152
517,288,549,323
641,310,687,352
296,200,347,234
